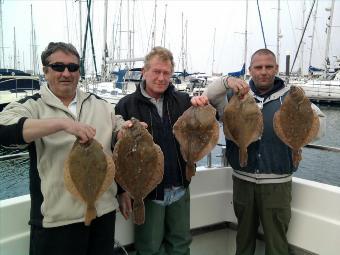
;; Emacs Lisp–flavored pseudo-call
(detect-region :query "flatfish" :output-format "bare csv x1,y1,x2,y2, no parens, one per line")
273,85,320,167
113,118,164,225
64,139,115,226
173,105,219,181
223,93,263,167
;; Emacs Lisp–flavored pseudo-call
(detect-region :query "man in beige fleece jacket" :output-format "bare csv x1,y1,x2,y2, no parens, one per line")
0,42,130,255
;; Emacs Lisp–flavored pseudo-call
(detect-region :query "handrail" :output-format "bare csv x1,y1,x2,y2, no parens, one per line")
0,152,29,161
0,144,339,166
0,77,40,84
305,143,340,153
205,142,340,168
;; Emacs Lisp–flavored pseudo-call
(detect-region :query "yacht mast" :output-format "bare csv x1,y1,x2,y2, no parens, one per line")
101,0,108,79
152,0,157,48
300,0,306,76
127,0,130,60
308,0,318,68
65,0,70,42
30,4,38,74
13,27,16,69
0,0,4,67
324,0,335,73
132,0,135,64
79,0,82,53
244,0,248,78
185,19,188,72
276,0,281,66
118,0,122,61
181,12,185,73
161,4,168,47
212,27,216,75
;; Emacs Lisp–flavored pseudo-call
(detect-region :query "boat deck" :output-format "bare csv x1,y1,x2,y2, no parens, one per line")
1,167,339,255
123,223,316,255
125,224,265,255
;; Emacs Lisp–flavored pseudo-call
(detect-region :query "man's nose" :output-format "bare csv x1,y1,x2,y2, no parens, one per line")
260,67,267,73
157,72,166,80
61,68,71,76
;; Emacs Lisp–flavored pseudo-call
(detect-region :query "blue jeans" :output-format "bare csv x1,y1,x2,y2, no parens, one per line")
153,186,186,206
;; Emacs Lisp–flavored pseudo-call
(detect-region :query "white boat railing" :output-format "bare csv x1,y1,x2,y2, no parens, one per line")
1,165,340,255
1,145,340,254
295,80,340,102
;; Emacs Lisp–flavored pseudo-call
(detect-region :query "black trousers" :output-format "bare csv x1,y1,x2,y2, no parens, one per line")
29,211,116,255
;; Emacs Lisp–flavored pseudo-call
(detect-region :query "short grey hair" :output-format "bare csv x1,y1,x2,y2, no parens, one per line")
41,42,80,66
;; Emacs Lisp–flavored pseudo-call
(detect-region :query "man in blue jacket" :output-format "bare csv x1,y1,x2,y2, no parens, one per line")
192,48,325,255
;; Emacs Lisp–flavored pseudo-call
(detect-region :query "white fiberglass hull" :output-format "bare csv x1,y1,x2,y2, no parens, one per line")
1,167,340,255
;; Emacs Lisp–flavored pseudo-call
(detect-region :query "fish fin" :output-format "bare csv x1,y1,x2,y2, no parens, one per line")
292,149,302,168
133,199,145,225
64,160,85,202
273,112,288,144
97,155,116,199
84,204,97,226
186,163,196,181
239,147,248,167
304,114,320,144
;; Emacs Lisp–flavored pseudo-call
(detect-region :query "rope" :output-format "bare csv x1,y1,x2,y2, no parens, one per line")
256,0,267,48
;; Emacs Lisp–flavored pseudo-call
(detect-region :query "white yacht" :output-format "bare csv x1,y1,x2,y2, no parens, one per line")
0,69,40,111
294,78,340,103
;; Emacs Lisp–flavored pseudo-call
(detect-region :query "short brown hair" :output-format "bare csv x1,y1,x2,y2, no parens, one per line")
249,48,276,68
144,46,175,72
41,42,80,66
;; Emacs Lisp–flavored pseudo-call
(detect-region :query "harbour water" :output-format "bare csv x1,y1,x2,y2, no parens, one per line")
0,104,339,200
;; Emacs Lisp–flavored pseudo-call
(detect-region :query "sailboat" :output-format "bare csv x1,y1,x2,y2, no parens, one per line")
296,0,340,103
0,4,40,111
0,68,40,111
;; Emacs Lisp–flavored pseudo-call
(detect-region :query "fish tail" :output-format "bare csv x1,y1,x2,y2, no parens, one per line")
133,199,145,225
186,163,196,181
292,149,302,168
85,204,97,226
239,148,248,167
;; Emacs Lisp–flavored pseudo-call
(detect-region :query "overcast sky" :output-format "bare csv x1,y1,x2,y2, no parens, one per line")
1,0,340,76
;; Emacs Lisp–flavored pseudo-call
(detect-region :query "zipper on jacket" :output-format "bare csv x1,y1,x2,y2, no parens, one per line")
166,101,185,185
77,94,92,121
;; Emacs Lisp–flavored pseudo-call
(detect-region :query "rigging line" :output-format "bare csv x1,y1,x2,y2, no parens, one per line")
290,0,316,73
256,0,267,48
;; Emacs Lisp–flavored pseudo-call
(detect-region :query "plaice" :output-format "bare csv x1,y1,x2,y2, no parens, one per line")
273,85,320,167
173,105,219,181
64,139,115,226
222,93,263,167
113,118,164,225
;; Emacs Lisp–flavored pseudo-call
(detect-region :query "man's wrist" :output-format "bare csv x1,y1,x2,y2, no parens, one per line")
223,76,230,90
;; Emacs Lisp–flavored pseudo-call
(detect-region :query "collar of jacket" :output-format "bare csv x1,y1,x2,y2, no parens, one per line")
249,76,285,98
249,77,290,105
41,84,92,120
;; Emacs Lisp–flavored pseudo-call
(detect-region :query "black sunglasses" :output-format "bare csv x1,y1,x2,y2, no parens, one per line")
47,63,80,72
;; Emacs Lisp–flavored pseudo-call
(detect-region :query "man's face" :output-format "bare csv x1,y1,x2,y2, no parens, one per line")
142,56,172,99
44,50,80,101
249,53,278,93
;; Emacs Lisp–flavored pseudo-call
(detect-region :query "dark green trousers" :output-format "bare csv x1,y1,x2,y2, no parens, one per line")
134,189,191,255
233,177,292,255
